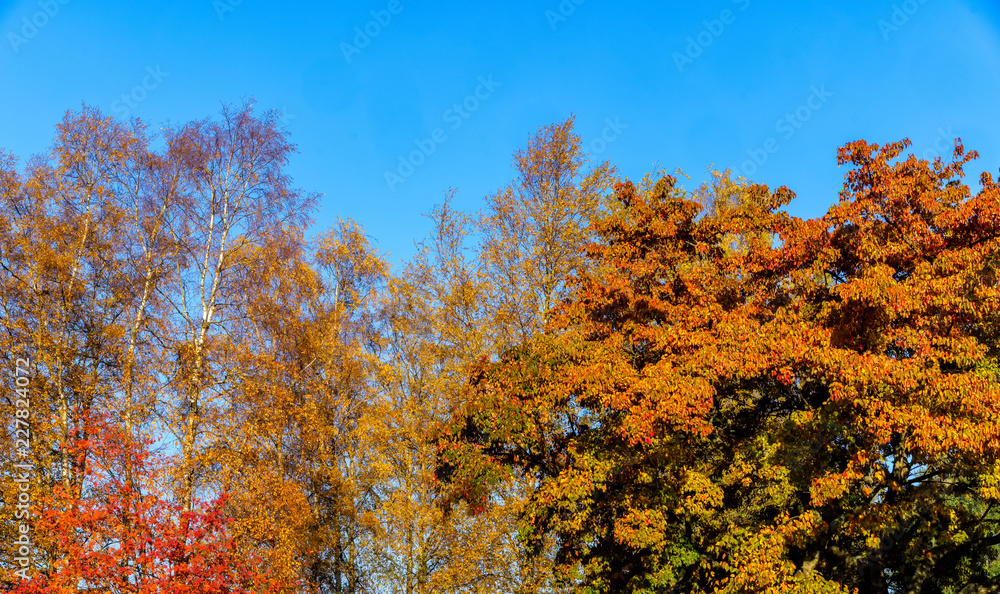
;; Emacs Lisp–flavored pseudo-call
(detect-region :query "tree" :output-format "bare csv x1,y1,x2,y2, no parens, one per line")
0,103,316,589
370,198,521,593
368,115,617,594
479,115,616,347
438,139,1000,592
217,218,388,593
156,101,316,515
0,108,184,582
6,412,288,594
12,102,1000,593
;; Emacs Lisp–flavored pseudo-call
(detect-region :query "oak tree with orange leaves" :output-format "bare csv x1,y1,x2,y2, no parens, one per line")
438,140,1000,593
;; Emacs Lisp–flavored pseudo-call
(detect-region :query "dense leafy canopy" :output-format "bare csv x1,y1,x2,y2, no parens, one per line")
2,104,998,593
438,141,1000,593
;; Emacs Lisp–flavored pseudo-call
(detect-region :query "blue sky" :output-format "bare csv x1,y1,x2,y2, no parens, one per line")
1,0,999,266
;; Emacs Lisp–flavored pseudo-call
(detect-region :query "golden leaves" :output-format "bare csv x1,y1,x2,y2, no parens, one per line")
10,103,1000,593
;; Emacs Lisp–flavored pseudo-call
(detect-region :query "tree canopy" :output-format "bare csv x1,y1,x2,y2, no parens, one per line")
2,104,999,593
437,140,1000,593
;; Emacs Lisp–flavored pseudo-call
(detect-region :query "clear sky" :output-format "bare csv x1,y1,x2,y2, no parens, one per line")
2,0,999,266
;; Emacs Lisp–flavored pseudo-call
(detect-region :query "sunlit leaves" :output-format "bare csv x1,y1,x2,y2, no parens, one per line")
439,138,1000,592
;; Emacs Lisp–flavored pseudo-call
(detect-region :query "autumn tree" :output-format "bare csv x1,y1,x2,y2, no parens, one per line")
6,411,287,594
479,115,616,347
363,197,511,593
0,108,186,582
0,108,146,497
156,101,316,515
371,116,618,594
214,218,389,593
0,103,314,588
13,101,1000,594
359,116,617,594
439,140,1000,592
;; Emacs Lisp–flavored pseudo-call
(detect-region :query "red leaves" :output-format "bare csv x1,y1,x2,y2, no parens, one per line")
10,424,289,594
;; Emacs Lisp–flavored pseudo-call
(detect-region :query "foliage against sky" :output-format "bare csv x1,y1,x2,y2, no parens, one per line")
2,100,1000,593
